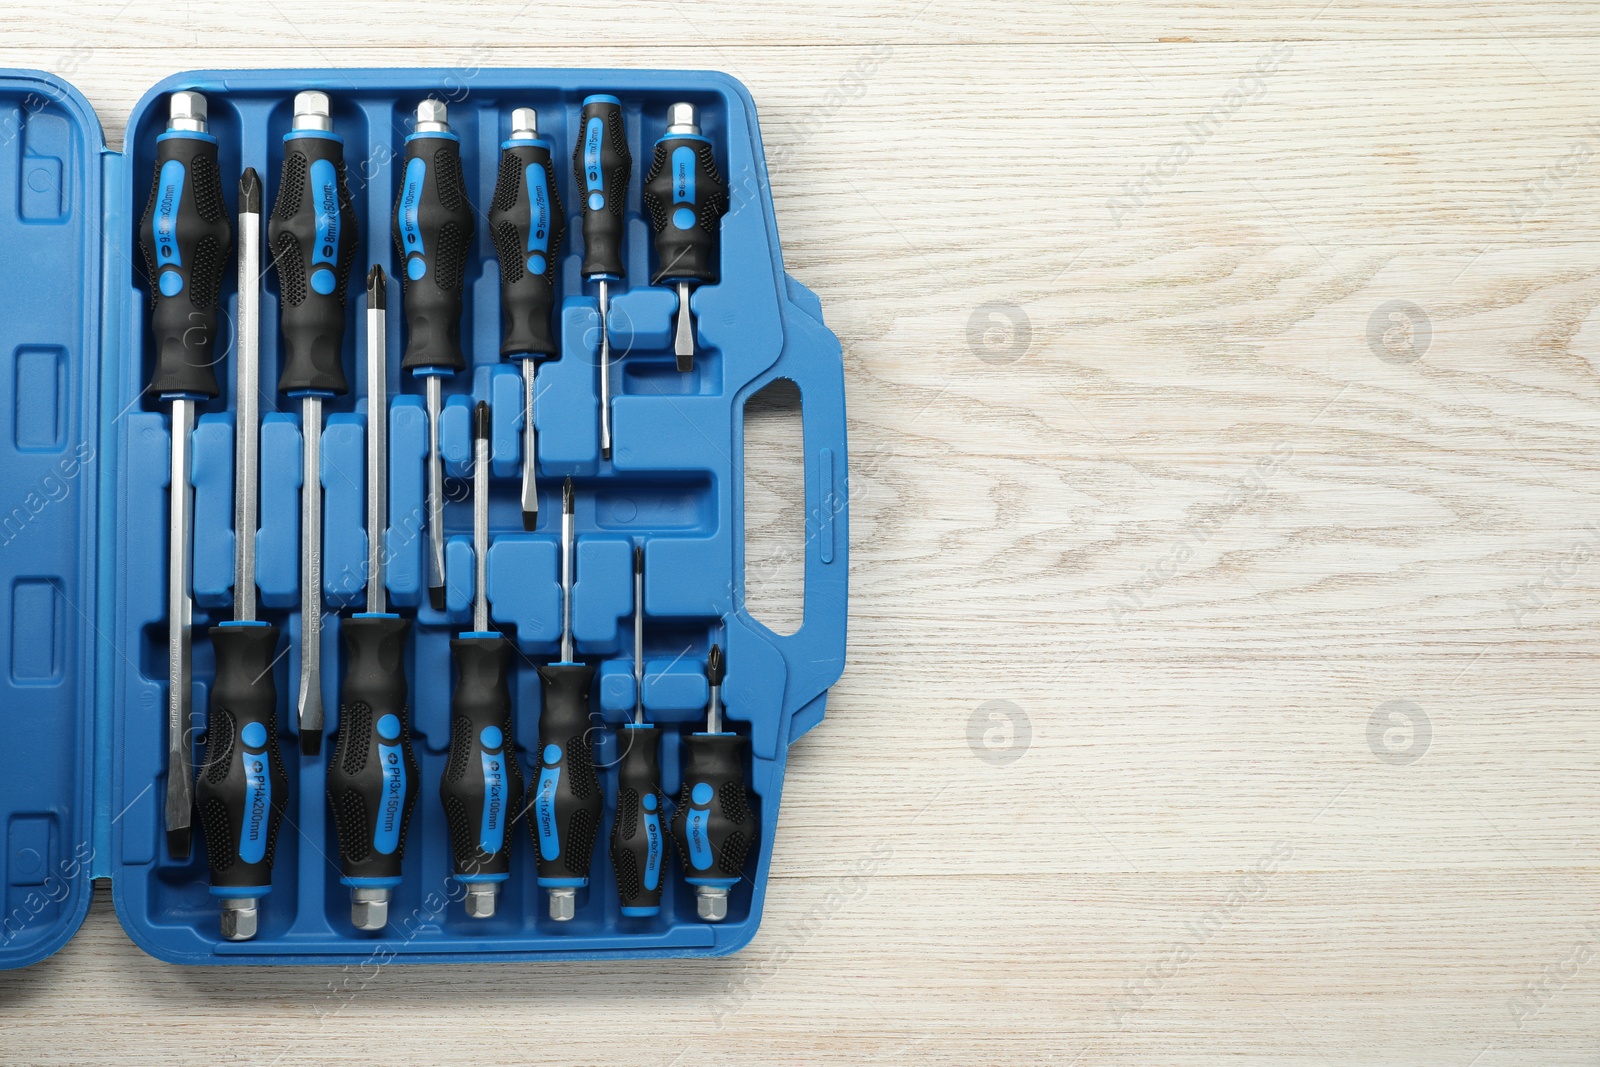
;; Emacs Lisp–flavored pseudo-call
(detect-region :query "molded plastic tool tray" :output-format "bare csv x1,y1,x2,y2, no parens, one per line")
0,67,846,967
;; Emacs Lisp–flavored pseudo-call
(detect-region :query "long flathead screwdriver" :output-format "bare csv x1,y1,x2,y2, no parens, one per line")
489,107,566,530
393,99,474,609
140,90,232,861
269,90,359,757
610,546,667,916
440,402,522,919
530,478,601,920
671,645,756,922
193,167,287,942
573,95,630,460
643,102,728,372
327,267,420,931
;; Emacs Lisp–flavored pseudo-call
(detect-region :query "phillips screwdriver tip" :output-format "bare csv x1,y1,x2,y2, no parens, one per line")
563,477,574,514
708,643,724,684
239,168,261,213
366,264,386,307
474,400,491,441
634,544,643,573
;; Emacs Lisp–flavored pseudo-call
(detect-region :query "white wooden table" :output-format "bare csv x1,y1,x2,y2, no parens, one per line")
3,3,1599,1063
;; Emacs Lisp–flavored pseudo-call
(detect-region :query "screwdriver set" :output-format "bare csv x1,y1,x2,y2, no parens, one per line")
0,67,847,967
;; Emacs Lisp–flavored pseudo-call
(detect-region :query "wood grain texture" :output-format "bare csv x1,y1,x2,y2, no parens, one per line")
4,2,1600,1064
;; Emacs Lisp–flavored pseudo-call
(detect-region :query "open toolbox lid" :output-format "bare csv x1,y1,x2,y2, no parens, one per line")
0,69,110,969
0,67,848,968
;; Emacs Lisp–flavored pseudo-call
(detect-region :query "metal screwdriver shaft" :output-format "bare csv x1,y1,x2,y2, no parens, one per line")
489,106,565,529
140,90,231,861
644,103,728,372
270,90,359,757
328,267,419,931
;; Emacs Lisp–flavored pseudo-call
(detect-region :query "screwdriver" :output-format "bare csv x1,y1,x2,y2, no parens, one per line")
643,102,728,371
191,167,287,942
393,99,474,610
529,478,601,920
609,546,666,916
139,90,232,861
671,645,756,922
488,107,566,530
326,267,419,931
439,402,522,919
269,90,359,757
572,95,631,460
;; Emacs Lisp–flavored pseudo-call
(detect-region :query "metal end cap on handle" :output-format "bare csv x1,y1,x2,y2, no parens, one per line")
415,98,450,134
350,887,391,931
666,102,699,136
511,107,538,139
168,91,208,133
696,886,729,922
464,882,498,919
547,887,576,921
292,90,332,133
220,898,259,941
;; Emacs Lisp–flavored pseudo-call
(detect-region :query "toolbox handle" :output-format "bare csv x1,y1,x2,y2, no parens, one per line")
734,276,848,739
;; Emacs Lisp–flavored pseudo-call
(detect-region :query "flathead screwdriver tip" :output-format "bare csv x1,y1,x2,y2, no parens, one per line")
166,827,191,863
239,168,261,213
366,264,386,308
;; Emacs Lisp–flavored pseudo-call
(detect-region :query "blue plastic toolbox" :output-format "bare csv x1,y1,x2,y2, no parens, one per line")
0,66,847,966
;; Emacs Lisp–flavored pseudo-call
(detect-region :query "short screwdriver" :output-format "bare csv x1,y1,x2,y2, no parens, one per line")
529,478,601,920
139,90,232,861
439,402,523,919
610,546,667,916
572,95,631,460
327,267,420,931
671,645,756,922
488,107,566,530
269,90,360,757
193,168,287,942
643,102,728,371
393,99,475,610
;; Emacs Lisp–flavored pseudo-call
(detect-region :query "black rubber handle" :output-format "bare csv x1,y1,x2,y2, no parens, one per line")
393,131,474,373
610,724,667,913
490,136,566,360
529,662,601,884
270,131,358,395
139,130,231,399
671,733,756,888
573,97,631,280
440,634,522,880
644,135,728,285
328,614,418,883
196,623,287,893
